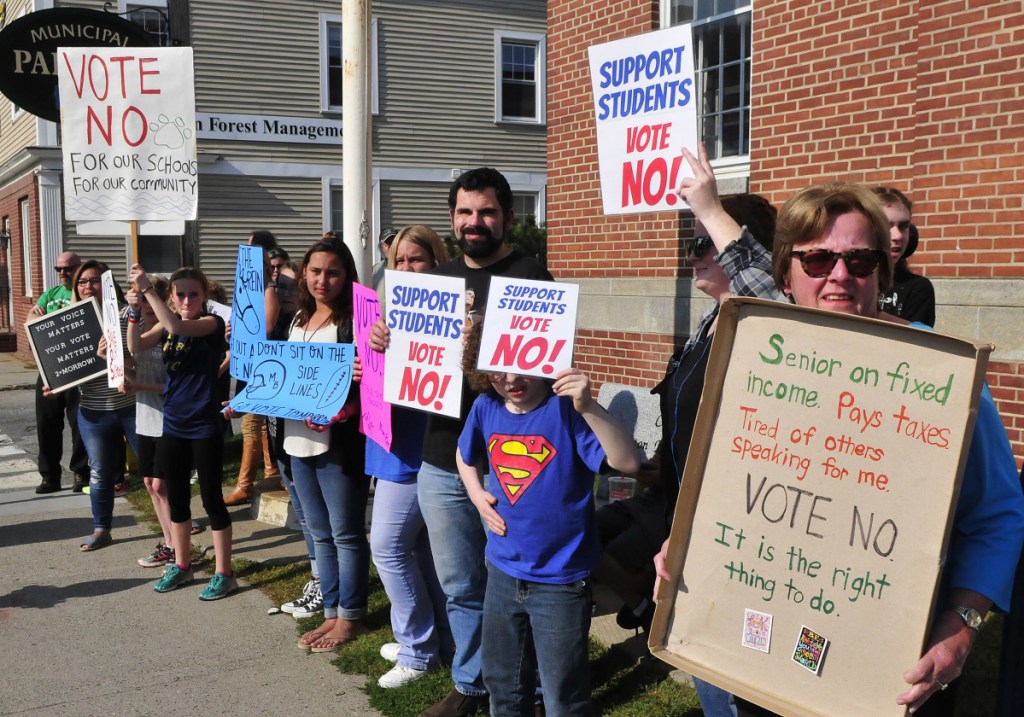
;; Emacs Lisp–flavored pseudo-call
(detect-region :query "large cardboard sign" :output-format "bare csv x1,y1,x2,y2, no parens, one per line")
228,341,355,425
588,25,698,215
56,47,197,222
229,244,268,382
650,298,991,717
100,270,125,388
383,269,465,418
354,282,392,450
25,299,105,393
477,277,579,379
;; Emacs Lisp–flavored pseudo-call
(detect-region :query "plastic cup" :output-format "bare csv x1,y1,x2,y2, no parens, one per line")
608,476,636,502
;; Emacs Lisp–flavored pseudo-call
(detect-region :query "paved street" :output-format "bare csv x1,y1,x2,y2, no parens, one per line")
0,353,380,716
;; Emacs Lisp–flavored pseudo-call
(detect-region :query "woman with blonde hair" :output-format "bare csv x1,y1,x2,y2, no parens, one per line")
369,225,454,688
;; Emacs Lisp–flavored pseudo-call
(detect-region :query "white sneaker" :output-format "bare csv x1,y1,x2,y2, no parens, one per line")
281,578,316,614
377,664,429,689
379,642,401,662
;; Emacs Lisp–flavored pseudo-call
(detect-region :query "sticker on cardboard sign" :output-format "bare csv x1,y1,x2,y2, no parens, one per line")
792,625,829,675
741,609,772,653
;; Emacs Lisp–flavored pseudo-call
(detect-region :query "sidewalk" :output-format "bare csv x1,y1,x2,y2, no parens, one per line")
0,350,39,390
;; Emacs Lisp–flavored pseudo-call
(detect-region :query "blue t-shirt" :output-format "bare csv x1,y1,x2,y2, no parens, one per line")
161,315,226,439
459,391,606,584
365,405,427,482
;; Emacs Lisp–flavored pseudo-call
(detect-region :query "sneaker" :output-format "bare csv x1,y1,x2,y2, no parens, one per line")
380,642,401,663
113,482,127,498
281,578,316,614
378,664,429,689
291,581,324,618
154,564,194,592
137,543,174,568
199,572,239,601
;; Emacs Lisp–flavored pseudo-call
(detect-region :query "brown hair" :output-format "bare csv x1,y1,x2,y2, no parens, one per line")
387,225,450,270
461,319,498,396
719,193,777,252
295,235,358,328
773,182,893,292
71,259,111,301
168,267,211,316
872,186,912,212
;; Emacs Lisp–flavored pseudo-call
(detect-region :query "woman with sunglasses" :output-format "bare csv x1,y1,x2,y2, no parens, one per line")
69,260,138,551
657,150,1024,717
643,145,787,717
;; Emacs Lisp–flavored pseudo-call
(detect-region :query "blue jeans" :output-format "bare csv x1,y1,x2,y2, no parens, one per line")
693,677,738,717
77,405,137,533
417,462,488,696
371,477,453,670
280,459,317,575
483,563,592,717
291,452,369,620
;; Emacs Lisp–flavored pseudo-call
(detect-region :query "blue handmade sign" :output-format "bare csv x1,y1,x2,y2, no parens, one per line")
228,340,355,424
229,243,267,382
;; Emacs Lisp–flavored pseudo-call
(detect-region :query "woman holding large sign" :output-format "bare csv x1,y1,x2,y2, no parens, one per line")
657,149,1024,715
71,260,137,552
367,226,454,688
286,236,369,652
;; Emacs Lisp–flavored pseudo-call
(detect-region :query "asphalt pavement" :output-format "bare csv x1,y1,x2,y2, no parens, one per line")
0,351,380,717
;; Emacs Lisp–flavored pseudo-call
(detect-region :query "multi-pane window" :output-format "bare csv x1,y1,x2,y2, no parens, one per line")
126,2,170,47
513,193,538,224
669,0,752,160
495,31,546,124
319,16,379,113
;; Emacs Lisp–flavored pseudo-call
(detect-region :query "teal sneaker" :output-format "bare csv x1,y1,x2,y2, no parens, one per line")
154,564,193,593
199,572,239,601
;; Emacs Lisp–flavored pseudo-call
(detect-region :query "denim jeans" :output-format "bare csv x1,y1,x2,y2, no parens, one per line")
291,452,369,620
280,459,316,574
371,477,452,670
483,563,593,717
77,405,138,533
417,462,488,696
693,677,738,717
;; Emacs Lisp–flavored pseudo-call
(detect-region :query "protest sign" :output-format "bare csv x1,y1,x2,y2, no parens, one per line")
229,244,267,382
353,283,392,451
383,269,464,418
477,277,579,379
100,270,125,388
25,299,105,393
206,299,231,324
588,25,698,215
56,47,197,222
228,340,355,425
649,298,992,717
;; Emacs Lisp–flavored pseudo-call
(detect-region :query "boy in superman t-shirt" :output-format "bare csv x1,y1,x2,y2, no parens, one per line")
457,339,642,717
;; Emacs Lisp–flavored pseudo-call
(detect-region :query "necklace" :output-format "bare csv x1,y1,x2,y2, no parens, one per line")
300,312,333,342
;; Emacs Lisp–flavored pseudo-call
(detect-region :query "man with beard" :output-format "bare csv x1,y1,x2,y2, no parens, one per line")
371,168,551,717
27,251,90,494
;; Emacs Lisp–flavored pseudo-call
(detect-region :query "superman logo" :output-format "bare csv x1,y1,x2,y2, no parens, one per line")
487,434,556,505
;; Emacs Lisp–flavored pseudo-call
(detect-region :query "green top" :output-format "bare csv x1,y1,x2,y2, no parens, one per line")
35,284,73,315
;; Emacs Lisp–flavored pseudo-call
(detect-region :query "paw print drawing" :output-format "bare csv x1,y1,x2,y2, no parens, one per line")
150,114,193,150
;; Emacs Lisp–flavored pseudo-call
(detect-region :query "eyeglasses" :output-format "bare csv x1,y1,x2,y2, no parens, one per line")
54,265,80,274
685,235,714,259
791,248,886,278
76,277,102,287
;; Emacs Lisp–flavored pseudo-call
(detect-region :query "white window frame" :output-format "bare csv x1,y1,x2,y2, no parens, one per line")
494,30,546,125
319,14,379,115
662,1,751,178
20,201,31,297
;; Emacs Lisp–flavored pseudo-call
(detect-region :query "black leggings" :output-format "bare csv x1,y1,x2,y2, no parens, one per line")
158,433,231,531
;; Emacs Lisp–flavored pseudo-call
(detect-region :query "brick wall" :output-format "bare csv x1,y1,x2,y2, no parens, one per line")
2,173,40,355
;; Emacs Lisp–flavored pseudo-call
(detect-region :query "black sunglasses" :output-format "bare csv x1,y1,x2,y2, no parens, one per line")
55,264,80,274
686,235,714,259
792,248,886,278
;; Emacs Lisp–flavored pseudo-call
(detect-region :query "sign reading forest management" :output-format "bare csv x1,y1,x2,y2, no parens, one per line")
196,112,342,145
649,298,991,717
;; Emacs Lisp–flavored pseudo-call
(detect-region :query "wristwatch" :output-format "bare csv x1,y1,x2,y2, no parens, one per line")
950,605,983,631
